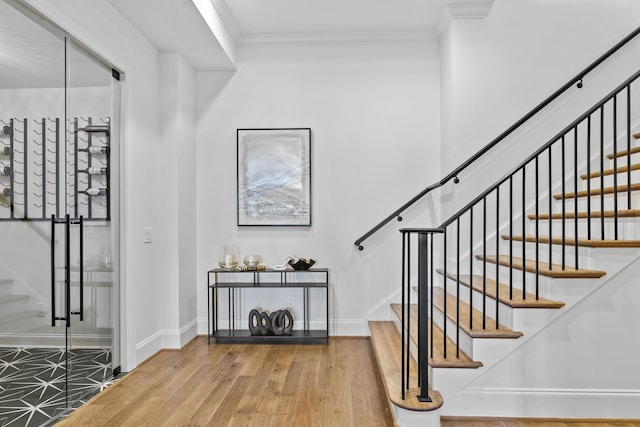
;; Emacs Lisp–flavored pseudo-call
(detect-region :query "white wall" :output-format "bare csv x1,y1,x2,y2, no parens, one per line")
440,0,640,218
160,52,198,347
196,42,441,335
25,0,166,369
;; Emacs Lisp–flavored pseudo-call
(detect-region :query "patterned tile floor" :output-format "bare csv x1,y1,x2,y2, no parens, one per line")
0,347,114,427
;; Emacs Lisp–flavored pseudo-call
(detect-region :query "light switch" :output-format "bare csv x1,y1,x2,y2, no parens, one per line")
144,227,152,244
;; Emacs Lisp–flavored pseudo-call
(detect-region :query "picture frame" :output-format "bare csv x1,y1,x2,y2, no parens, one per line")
237,128,311,226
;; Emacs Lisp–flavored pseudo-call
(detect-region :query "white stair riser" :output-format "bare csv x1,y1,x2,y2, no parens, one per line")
430,304,475,359
557,191,640,212
581,167,640,188
505,241,640,272
441,278,514,330
530,217,640,239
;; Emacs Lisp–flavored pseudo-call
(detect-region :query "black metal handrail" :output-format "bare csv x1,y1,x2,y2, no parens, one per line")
354,25,640,251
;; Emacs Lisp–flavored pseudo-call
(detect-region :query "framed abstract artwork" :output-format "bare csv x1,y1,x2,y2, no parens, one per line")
237,128,311,226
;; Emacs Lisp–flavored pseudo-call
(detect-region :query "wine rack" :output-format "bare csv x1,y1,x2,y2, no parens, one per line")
0,116,110,221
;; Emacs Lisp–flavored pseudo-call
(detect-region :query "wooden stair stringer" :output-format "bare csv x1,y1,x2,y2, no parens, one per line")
477,254,606,278
390,303,483,369
432,288,523,339
437,269,564,309
368,320,444,413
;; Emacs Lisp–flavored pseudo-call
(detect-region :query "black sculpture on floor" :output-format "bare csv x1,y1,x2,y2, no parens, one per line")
249,309,294,336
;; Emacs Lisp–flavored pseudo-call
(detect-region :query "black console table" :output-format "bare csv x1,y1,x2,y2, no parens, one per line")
207,268,329,345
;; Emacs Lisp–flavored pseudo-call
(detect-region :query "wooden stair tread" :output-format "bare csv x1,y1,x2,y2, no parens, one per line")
580,162,640,180
368,321,444,412
553,182,640,199
433,288,522,338
476,255,606,278
529,209,640,220
437,269,564,309
634,132,640,139
607,145,640,159
504,234,640,248
390,303,483,368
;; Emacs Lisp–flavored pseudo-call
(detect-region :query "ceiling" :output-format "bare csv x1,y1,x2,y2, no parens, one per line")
0,0,449,89
107,0,447,70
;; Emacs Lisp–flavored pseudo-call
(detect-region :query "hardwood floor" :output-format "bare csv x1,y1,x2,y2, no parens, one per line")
56,336,395,427
56,337,640,427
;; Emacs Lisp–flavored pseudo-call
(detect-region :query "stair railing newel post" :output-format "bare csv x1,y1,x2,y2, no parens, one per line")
417,231,432,402
456,218,461,357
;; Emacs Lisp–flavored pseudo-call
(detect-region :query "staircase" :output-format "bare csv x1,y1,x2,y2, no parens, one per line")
365,68,640,424
0,277,40,340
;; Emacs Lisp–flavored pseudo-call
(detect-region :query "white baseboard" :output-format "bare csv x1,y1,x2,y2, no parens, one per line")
442,388,640,418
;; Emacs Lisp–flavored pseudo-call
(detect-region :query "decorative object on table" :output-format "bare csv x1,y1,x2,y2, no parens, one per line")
272,256,295,271
248,309,294,336
218,245,240,270
243,254,262,266
288,257,316,270
237,128,311,226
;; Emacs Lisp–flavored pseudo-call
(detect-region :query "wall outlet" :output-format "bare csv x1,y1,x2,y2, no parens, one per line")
287,296,294,307
36,302,46,318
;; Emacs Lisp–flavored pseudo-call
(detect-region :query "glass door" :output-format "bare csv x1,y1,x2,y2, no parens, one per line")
0,1,70,424
0,1,121,425
65,37,120,403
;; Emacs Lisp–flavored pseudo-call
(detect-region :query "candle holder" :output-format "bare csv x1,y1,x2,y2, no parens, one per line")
218,245,240,270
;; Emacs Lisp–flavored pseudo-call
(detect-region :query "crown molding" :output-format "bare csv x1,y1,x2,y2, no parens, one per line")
237,31,437,48
446,0,495,19
210,0,240,41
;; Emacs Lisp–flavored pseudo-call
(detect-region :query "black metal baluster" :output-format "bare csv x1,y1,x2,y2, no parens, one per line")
430,233,434,359
562,135,566,269
406,233,411,391
574,126,579,269
22,119,27,219
522,167,526,299
443,228,448,358
483,197,487,328
509,176,513,300
627,85,632,211
469,207,474,330
495,186,500,329
613,95,619,240
548,145,553,270
535,156,539,299
456,218,460,358
587,116,592,240
600,106,605,240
